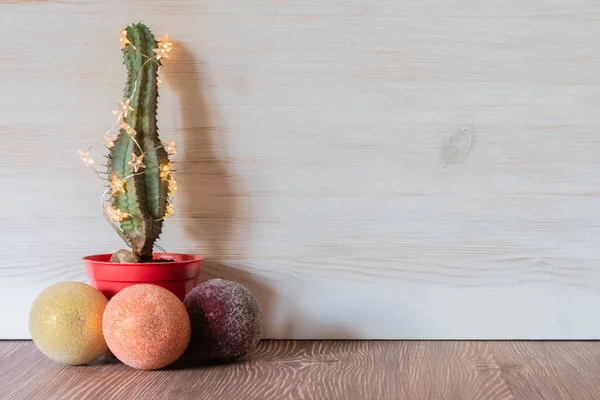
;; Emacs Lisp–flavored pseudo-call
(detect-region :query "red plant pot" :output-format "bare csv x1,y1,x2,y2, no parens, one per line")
83,253,202,301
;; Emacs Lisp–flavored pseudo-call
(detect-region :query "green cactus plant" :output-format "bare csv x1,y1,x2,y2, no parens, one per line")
107,23,171,262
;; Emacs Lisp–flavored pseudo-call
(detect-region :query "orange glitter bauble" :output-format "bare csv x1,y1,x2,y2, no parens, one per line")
102,284,191,370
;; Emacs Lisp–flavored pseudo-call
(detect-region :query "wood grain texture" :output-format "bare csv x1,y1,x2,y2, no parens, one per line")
490,341,600,400
2,1,600,338
4,341,600,400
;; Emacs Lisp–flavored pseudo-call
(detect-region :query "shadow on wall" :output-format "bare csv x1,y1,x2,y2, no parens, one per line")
162,42,278,335
163,42,357,339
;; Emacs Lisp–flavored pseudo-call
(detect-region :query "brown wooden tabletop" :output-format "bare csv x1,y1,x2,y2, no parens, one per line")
1,340,599,399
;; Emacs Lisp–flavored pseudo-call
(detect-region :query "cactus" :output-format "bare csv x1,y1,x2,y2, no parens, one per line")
107,23,170,262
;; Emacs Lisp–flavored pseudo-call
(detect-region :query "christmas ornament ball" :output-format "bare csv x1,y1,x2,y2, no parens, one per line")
29,281,108,365
102,284,191,370
184,279,262,362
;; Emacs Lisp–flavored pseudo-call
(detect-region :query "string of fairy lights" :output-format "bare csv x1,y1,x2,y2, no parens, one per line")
78,30,177,245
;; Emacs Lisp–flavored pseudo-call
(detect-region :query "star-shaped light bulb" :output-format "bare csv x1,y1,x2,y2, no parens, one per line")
104,134,115,149
168,177,177,197
160,162,172,179
158,35,172,51
120,121,136,136
128,152,146,173
153,47,170,61
166,140,176,155
105,204,128,222
109,175,125,194
164,203,174,219
78,150,94,167
119,30,132,49
112,98,134,119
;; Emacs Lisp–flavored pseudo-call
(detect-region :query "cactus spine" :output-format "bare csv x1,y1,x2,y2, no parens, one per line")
108,23,170,262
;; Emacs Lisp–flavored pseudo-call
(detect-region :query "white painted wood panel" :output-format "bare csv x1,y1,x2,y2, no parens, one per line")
1,0,600,338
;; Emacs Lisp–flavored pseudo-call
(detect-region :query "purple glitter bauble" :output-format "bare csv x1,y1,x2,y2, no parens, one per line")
184,279,262,362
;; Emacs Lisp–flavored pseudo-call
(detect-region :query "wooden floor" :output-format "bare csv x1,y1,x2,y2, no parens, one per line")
1,341,599,400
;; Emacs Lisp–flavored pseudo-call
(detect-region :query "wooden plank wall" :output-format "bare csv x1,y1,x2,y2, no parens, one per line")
1,0,600,338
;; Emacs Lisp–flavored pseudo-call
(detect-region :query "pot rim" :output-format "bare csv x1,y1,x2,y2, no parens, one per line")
82,252,203,266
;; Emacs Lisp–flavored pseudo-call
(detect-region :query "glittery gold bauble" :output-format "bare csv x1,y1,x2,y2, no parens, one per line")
103,284,191,370
29,281,108,365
